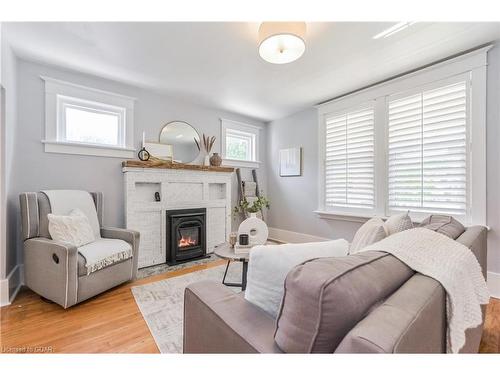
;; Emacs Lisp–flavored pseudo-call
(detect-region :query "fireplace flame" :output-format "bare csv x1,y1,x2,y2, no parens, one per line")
178,235,197,248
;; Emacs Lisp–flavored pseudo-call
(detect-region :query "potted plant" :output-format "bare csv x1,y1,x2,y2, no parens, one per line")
233,194,270,217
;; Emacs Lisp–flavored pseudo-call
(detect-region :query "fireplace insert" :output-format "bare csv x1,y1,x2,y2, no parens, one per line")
166,208,207,265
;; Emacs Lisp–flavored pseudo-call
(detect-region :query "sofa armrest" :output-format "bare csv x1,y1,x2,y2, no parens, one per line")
101,227,140,279
24,237,79,308
335,274,446,353
456,226,487,279
183,280,282,353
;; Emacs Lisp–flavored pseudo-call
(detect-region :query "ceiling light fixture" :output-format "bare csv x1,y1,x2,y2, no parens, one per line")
373,22,415,39
258,22,306,64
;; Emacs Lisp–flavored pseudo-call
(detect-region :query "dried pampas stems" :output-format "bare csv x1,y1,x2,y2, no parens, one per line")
198,133,216,153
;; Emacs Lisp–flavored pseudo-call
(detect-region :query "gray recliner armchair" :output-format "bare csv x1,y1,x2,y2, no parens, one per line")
19,191,140,308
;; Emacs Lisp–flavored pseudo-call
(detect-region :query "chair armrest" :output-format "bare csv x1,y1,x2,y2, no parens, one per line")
23,237,79,308
183,280,282,353
101,227,140,279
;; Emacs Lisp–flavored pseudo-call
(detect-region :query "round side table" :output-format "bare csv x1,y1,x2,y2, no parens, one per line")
214,243,250,291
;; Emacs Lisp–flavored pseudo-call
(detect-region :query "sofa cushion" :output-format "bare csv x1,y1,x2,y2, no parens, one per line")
350,217,386,253
419,215,465,239
245,239,349,318
273,251,415,353
384,211,413,236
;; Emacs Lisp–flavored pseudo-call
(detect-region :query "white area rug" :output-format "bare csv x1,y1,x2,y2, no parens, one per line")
132,262,242,353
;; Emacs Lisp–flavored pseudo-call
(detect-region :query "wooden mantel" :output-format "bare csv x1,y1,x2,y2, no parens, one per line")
122,160,234,173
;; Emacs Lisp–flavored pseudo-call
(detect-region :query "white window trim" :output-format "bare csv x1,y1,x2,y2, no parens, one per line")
316,45,490,226
322,102,378,217
220,118,262,168
385,73,471,224
41,76,136,158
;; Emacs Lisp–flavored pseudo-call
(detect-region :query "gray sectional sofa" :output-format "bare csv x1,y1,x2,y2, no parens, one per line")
183,225,487,353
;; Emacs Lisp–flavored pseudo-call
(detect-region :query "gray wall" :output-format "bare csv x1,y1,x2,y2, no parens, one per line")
266,108,362,241
6,58,267,278
267,43,500,275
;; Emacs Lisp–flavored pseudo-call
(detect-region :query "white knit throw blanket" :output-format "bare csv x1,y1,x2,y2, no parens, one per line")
360,228,490,353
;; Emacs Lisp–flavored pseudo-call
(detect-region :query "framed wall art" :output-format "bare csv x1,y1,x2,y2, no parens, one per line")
279,147,302,177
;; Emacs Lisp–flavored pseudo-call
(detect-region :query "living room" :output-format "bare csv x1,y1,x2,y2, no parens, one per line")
1,0,500,372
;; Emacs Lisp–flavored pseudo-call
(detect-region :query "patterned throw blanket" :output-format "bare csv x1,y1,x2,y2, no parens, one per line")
360,228,490,353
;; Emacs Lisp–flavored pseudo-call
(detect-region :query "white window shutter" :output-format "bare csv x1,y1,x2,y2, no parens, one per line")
388,81,467,216
324,107,375,210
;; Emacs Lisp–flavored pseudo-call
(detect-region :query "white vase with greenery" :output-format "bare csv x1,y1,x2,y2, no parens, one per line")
234,195,270,245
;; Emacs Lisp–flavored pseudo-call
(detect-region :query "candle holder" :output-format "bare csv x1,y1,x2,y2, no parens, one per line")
229,232,237,248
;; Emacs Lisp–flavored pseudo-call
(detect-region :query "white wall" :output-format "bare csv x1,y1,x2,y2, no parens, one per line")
4,58,267,296
486,43,500,274
1,36,19,304
267,43,500,275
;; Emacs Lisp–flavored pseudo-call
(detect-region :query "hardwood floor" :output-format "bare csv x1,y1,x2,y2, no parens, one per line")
0,259,225,353
480,297,500,353
1,259,499,353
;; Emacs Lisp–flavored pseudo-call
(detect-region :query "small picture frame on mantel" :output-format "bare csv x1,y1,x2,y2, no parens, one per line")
279,147,302,177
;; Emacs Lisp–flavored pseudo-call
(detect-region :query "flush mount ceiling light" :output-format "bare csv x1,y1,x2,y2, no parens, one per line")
373,22,416,39
258,22,306,64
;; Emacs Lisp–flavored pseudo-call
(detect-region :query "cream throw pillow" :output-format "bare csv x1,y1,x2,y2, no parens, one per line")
384,211,414,236
48,208,95,247
350,217,386,254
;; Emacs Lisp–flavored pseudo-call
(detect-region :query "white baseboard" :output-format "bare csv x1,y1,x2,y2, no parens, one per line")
0,264,24,307
488,271,500,299
0,277,9,306
268,227,331,244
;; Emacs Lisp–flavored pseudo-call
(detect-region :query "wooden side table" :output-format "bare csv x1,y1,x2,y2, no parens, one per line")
213,242,250,291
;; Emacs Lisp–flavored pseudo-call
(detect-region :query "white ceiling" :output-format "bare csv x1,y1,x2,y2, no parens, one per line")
4,22,500,122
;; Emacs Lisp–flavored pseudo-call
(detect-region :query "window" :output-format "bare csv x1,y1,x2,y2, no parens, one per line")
225,128,255,161
324,106,375,213
221,119,261,168
388,81,468,217
58,96,125,147
317,46,489,225
42,77,136,158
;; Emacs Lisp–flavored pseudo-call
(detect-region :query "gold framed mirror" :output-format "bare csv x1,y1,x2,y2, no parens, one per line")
158,121,201,163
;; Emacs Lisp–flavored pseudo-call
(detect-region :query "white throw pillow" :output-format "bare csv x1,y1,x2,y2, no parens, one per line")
48,208,96,247
384,211,414,236
350,217,386,254
244,239,349,318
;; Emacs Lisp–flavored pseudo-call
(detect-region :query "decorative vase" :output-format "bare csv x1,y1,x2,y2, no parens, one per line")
204,154,210,166
210,152,222,167
238,212,268,246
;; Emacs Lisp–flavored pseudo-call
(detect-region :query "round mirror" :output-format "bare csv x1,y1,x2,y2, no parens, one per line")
159,121,200,163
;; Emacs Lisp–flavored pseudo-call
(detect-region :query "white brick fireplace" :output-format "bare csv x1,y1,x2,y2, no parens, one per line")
123,166,233,268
